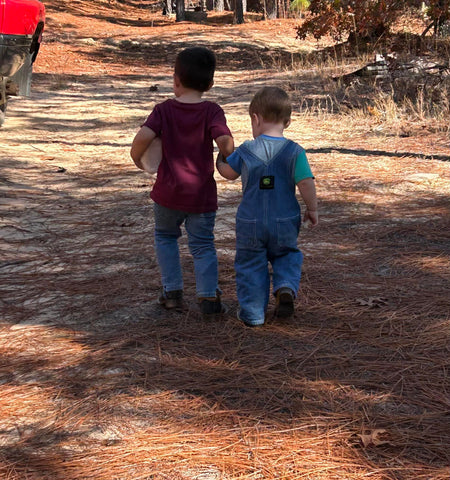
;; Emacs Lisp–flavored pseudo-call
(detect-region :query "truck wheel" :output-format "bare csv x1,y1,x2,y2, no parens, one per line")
0,81,6,127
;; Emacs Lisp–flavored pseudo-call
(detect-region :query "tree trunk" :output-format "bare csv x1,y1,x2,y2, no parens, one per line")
265,0,277,19
163,0,173,15
276,0,283,18
235,0,244,23
176,0,185,21
215,0,224,12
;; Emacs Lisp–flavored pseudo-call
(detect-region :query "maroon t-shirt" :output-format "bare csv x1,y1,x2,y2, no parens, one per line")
143,99,232,213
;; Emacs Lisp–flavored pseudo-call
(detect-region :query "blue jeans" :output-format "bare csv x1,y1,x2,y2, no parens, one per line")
235,215,303,325
153,203,219,298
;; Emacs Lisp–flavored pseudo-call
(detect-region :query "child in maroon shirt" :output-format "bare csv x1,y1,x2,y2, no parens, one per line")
131,47,234,315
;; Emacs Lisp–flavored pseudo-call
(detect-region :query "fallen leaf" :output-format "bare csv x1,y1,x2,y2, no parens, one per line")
356,297,388,308
358,429,391,447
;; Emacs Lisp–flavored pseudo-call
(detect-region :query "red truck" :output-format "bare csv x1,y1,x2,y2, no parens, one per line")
0,0,45,126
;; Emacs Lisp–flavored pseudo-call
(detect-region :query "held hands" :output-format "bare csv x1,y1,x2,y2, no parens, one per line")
216,152,227,167
216,152,240,180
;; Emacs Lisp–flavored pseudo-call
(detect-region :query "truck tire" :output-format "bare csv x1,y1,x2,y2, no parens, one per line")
0,78,6,127
0,20,44,127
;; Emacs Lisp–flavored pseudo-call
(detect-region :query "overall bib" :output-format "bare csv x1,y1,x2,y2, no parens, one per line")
235,140,304,325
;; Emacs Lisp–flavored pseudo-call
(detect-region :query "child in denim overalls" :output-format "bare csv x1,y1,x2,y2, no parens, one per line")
217,87,318,326
130,47,234,315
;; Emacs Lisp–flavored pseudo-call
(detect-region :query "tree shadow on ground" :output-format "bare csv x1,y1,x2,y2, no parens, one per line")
80,38,308,72
1,154,450,477
309,146,450,162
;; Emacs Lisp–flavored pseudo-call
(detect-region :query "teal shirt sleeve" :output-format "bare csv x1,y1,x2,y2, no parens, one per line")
294,150,314,183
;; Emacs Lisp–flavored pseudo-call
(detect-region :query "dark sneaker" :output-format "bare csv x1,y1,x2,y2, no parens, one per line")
274,287,295,318
158,289,183,309
199,292,226,317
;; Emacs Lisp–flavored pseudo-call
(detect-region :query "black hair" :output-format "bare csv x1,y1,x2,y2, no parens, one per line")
174,47,216,92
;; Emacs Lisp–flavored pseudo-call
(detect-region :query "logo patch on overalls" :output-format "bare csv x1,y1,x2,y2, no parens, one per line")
259,175,274,189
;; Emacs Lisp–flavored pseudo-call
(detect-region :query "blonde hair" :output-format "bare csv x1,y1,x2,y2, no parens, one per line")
249,86,291,127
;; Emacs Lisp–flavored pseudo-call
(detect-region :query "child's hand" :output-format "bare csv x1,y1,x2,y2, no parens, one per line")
141,137,162,174
303,209,318,228
216,152,240,180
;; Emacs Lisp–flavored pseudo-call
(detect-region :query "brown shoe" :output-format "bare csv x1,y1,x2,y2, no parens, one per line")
274,288,294,318
158,290,183,309
198,291,226,317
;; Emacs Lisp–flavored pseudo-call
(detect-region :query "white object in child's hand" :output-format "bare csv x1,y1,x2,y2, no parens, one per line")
140,137,162,174
302,219,312,230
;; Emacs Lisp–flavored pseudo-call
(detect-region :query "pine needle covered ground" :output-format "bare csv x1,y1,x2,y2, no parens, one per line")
1,1,449,478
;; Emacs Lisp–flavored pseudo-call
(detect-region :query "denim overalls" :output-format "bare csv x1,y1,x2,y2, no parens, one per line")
234,140,304,325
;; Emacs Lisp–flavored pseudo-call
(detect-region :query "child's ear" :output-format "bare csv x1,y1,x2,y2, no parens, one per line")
173,74,181,87
285,118,291,128
251,113,261,125
206,80,214,91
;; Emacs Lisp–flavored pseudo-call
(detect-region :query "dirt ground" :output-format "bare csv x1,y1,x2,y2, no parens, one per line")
1,1,450,479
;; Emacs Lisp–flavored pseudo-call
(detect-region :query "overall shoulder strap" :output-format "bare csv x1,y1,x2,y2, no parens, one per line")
238,143,263,163
275,139,299,159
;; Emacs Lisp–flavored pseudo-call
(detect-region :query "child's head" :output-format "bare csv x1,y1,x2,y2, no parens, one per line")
249,87,292,128
174,47,216,92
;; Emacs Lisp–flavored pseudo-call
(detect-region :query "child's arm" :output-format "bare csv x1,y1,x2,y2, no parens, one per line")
215,134,239,180
297,177,319,227
130,126,161,173
216,153,240,180
215,134,234,158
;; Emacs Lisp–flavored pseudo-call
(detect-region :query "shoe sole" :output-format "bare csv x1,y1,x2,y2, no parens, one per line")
201,302,229,319
274,292,294,318
161,301,182,309
158,297,183,310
